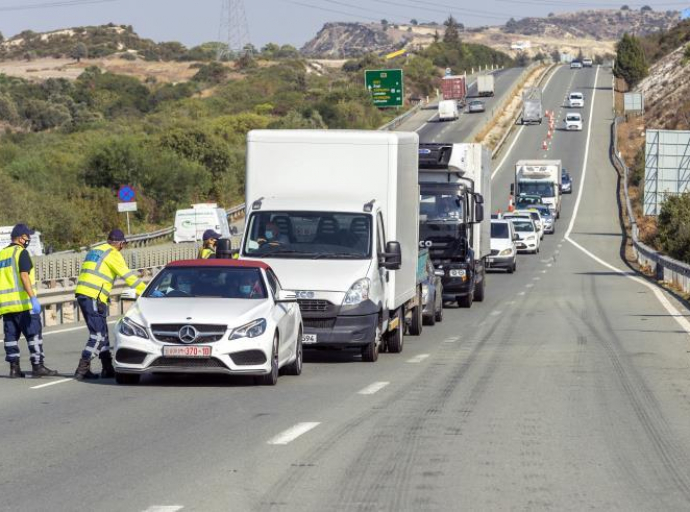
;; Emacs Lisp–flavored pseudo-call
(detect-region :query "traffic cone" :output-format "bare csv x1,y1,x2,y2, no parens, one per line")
542,140,548,150
547,130,552,139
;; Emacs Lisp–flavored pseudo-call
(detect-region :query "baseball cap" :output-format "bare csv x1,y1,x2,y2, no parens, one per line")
202,229,222,241
107,229,127,243
11,224,35,239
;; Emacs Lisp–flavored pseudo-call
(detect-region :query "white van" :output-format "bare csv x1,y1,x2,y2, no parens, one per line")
173,204,231,243
0,226,45,256
438,100,459,121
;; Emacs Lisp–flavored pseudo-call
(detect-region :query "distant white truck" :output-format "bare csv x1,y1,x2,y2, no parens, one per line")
521,87,543,125
241,130,424,361
438,99,459,121
0,226,44,256
512,160,563,219
477,75,495,97
173,204,231,243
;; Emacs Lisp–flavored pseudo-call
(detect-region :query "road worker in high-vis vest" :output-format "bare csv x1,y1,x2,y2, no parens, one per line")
0,224,58,378
73,229,146,380
198,229,221,259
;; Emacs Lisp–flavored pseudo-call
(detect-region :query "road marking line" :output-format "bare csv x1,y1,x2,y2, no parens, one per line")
526,284,534,288
492,65,561,179
490,310,502,316
443,336,460,343
267,422,321,445
44,320,118,337
358,381,390,395
547,263,553,267
533,277,540,280
30,378,72,390
505,300,515,305
142,507,184,512
563,67,690,338
541,270,547,274
517,291,526,296
406,354,430,363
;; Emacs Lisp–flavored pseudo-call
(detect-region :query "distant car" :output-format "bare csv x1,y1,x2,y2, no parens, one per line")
568,92,584,108
570,61,582,69
421,258,444,325
113,259,303,386
489,220,517,273
468,100,486,113
510,209,545,240
565,112,583,131
511,218,540,254
562,169,573,194
514,194,544,210
527,205,555,234
582,58,593,68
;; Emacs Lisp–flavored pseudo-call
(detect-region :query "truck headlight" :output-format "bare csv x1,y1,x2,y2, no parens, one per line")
343,278,370,306
119,317,149,339
229,318,266,340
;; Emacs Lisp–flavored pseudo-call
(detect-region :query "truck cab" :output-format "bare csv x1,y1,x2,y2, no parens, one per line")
512,160,563,219
418,143,490,308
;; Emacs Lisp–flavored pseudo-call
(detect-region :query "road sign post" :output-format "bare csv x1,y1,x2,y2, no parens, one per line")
117,185,137,235
364,69,404,108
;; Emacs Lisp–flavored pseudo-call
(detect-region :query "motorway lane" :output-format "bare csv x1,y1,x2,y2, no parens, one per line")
3,66,690,511
415,67,525,144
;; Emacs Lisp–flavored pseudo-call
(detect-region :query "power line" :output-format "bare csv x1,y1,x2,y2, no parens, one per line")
217,0,251,59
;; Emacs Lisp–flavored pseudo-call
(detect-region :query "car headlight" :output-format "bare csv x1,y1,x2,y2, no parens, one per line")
229,318,267,340
343,278,370,306
526,235,536,241
118,317,149,339
499,248,513,256
421,283,429,303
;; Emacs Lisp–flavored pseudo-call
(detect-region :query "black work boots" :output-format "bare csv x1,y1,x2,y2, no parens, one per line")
99,352,115,379
9,361,25,378
74,358,99,381
32,364,59,377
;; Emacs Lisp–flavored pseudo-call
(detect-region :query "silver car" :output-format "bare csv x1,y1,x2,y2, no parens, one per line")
468,100,485,113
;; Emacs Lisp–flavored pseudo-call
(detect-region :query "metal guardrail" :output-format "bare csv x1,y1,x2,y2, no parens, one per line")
378,102,424,131
612,115,690,294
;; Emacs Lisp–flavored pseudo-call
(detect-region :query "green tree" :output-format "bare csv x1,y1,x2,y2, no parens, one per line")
621,5,630,10
640,5,653,11
381,19,389,31
192,62,230,84
658,193,690,263
410,19,419,26
443,15,461,45
614,33,649,87
404,56,437,96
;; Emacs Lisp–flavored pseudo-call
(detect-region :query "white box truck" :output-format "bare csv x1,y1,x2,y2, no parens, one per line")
173,204,231,243
242,130,423,361
0,227,44,256
521,87,543,125
418,143,491,307
438,99,459,121
512,160,563,218
477,75,495,97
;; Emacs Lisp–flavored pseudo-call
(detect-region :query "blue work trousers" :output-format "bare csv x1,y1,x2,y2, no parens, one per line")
76,295,110,360
3,311,44,365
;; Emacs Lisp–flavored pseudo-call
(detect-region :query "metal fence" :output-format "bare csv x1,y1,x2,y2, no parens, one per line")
612,116,690,294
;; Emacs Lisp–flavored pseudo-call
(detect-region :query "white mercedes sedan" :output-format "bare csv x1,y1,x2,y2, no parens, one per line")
113,259,303,386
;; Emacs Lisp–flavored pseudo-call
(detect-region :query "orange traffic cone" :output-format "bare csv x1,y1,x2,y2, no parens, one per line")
542,140,548,150
547,130,552,139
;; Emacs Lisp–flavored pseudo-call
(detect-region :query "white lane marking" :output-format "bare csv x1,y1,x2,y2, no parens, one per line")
443,336,460,343
407,354,430,363
44,320,118,337
547,263,553,267
517,291,526,296
30,378,72,390
564,67,690,338
541,270,547,274
490,310,502,316
142,507,184,512
525,284,534,288
533,277,540,281
492,65,561,179
267,422,321,446
358,381,390,395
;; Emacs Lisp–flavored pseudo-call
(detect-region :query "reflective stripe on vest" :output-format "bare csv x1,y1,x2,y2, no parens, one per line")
75,244,115,302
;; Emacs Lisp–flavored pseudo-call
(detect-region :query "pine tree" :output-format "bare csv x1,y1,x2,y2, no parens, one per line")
443,15,461,45
614,33,649,87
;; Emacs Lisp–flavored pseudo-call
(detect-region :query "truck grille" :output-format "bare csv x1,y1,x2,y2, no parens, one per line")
490,249,500,256
150,324,227,344
302,318,337,329
297,300,332,313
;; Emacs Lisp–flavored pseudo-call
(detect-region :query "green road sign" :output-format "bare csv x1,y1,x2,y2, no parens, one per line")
365,69,404,108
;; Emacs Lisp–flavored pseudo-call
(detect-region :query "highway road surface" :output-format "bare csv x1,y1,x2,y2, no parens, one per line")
3,66,690,511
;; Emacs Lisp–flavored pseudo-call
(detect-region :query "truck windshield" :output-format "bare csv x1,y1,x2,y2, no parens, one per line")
517,182,555,198
420,193,464,222
243,211,371,259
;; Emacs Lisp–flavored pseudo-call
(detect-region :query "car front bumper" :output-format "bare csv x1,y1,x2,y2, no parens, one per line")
487,253,515,269
516,240,539,252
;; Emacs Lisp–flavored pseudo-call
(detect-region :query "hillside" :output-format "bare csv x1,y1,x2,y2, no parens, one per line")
301,9,680,58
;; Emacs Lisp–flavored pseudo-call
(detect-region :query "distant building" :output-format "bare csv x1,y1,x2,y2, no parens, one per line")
511,40,531,51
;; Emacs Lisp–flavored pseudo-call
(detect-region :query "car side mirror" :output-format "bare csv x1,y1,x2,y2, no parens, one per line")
275,290,297,303
513,234,519,241
510,183,515,195
381,241,402,270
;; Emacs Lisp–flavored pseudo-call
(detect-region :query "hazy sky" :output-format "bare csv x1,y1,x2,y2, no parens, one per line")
0,0,684,49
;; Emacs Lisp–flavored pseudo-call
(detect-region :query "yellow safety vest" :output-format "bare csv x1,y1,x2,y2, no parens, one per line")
75,243,146,304
0,245,36,315
198,247,214,259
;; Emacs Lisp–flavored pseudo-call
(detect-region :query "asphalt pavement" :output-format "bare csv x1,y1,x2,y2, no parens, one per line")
2,66,690,512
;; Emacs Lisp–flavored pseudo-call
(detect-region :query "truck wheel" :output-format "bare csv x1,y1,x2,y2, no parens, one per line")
424,311,436,326
507,261,515,274
409,291,423,336
386,313,404,354
474,273,486,302
458,291,473,308
361,341,379,362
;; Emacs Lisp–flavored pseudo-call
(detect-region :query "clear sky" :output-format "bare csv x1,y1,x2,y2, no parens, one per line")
0,0,684,49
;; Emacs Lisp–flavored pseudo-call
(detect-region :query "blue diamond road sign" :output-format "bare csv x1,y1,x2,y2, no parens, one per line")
118,185,136,203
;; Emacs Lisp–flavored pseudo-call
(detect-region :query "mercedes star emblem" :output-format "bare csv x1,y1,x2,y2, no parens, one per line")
178,325,198,344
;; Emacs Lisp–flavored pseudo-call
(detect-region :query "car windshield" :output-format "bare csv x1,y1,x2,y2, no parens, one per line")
243,211,371,259
570,94,583,100
420,193,464,222
145,267,267,299
512,221,534,232
567,114,581,121
471,101,482,106
491,223,509,238
517,183,555,198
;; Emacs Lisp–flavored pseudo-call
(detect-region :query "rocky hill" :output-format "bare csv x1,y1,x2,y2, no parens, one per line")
301,9,680,58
